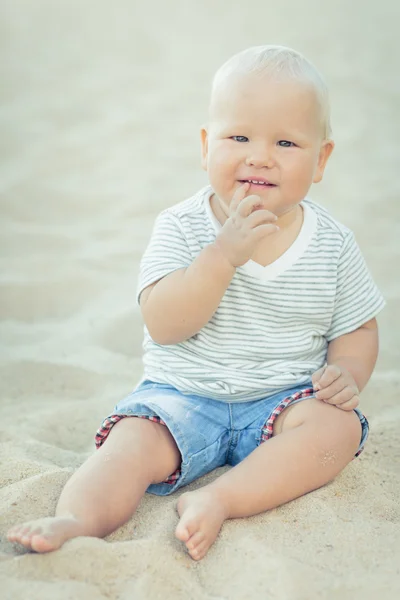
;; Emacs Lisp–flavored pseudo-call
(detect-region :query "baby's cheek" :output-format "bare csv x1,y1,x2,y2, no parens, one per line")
212,150,233,170
293,163,315,188
211,140,240,165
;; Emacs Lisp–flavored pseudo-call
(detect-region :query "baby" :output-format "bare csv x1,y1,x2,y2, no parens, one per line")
8,45,385,561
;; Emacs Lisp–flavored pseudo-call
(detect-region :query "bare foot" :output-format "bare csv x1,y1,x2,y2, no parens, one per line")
7,516,84,553
175,489,227,561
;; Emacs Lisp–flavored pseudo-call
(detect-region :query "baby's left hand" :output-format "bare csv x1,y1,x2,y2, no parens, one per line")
311,365,360,411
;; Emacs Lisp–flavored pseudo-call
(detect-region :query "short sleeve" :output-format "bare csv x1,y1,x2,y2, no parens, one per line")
136,210,193,303
326,232,386,341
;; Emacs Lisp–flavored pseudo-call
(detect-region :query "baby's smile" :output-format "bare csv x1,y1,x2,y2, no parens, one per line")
238,178,277,190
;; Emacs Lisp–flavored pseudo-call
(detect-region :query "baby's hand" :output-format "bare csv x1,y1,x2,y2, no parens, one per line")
312,365,360,411
215,182,279,267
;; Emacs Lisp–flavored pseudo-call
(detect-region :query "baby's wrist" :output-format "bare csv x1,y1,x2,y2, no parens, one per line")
211,240,238,271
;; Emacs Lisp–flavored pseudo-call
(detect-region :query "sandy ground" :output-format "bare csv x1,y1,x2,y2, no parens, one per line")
1,1,399,598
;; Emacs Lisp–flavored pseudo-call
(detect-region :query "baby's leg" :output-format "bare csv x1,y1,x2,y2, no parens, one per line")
8,417,181,553
176,399,361,560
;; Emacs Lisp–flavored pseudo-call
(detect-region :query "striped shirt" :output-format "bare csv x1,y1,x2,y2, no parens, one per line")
136,186,385,402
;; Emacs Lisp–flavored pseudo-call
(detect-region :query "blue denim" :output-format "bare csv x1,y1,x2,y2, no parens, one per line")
98,380,369,496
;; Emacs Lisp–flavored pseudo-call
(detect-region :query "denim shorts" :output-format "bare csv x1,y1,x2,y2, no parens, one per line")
95,380,369,496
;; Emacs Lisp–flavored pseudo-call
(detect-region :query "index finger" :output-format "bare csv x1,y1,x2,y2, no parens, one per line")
229,182,251,215
317,365,342,389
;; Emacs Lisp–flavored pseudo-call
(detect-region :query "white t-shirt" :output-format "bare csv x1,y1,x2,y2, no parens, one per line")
136,186,385,402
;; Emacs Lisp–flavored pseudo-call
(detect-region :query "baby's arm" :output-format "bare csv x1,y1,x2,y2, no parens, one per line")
312,318,379,410
140,243,236,344
140,183,278,345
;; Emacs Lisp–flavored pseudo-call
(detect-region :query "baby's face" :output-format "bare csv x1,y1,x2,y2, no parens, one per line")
201,74,334,217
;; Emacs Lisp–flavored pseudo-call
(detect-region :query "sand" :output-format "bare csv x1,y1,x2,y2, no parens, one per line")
1,0,399,598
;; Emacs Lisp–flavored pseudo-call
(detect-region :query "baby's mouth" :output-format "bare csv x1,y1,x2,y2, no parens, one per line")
239,179,277,188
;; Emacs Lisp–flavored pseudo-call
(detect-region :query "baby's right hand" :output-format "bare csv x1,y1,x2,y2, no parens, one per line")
214,183,279,268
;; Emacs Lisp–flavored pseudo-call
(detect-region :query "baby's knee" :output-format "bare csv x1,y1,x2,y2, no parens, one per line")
274,398,361,446
273,399,362,468
109,416,180,464
107,415,169,447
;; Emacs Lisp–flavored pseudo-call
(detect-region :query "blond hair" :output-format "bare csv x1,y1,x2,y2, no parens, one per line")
211,45,332,138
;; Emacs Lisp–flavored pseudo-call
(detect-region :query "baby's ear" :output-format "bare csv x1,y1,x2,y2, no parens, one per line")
200,127,209,171
313,139,334,183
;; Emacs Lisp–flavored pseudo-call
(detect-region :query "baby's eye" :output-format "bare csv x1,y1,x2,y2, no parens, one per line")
278,140,295,147
231,136,249,143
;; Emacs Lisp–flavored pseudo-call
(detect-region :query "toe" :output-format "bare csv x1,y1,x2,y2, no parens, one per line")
30,534,58,553
18,525,34,539
7,528,18,541
189,541,208,561
175,522,191,543
8,525,31,544
19,525,42,546
189,547,201,560
7,516,81,553
186,530,205,551
19,536,33,549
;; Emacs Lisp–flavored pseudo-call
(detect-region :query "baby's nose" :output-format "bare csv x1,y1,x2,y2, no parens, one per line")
245,147,274,168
